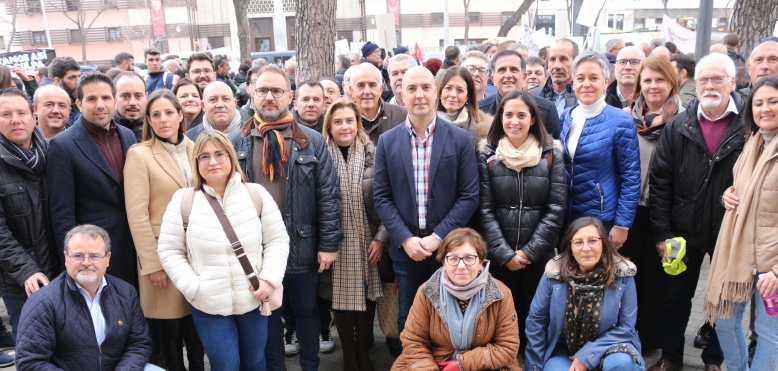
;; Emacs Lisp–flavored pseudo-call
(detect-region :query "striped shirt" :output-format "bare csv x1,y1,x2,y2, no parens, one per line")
406,117,436,230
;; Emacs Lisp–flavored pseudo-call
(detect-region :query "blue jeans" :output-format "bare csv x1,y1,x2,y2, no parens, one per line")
3,297,26,336
545,343,645,371
265,271,320,371
715,275,778,371
393,256,441,336
189,306,267,371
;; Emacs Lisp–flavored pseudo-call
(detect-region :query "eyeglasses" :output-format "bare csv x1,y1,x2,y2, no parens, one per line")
444,255,479,266
616,59,642,67
66,252,108,263
190,69,214,76
196,150,229,164
696,75,728,86
254,87,288,98
464,65,488,76
570,237,603,250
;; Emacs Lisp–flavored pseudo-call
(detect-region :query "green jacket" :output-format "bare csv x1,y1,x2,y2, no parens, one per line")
679,79,696,108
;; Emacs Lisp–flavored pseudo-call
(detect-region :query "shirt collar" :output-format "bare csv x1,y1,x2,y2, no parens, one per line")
697,95,739,121
617,86,630,103
75,276,108,299
405,116,436,138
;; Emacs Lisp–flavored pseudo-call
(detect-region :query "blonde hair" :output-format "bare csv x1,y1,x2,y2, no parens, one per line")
321,99,370,146
190,130,246,190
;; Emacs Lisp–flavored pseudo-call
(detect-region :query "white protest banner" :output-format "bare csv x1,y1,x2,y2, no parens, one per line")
521,15,540,56
335,39,350,56
350,42,365,56
375,14,397,50
576,0,606,27
660,14,696,52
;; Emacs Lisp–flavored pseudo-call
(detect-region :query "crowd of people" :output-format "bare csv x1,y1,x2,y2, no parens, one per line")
0,31,777,371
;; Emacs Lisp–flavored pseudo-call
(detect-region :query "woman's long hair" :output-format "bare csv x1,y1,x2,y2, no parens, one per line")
744,75,778,136
436,66,478,116
189,130,246,191
557,217,626,288
321,99,370,146
629,56,679,108
142,89,186,142
0,65,15,89
486,89,551,148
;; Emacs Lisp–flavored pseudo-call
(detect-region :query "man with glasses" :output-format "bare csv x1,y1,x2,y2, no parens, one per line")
16,224,158,371
185,53,217,92
647,53,745,371
214,54,238,97
529,38,579,113
231,65,342,371
459,51,497,99
144,47,173,94
387,54,418,107
605,46,646,108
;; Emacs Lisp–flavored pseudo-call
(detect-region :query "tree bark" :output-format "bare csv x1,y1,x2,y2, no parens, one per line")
233,0,250,59
463,0,470,46
497,0,535,37
661,0,669,16
295,0,336,83
729,0,778,57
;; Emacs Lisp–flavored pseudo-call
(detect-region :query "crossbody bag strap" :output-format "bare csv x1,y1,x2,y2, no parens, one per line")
203,192,260,290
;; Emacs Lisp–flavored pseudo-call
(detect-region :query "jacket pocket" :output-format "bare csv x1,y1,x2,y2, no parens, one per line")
295,224,318,266
0,182,31,216
294,154,318,185
596,183,604,211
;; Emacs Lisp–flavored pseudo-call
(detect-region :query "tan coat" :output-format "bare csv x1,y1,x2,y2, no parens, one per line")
392,269,521,371
125,137,193,319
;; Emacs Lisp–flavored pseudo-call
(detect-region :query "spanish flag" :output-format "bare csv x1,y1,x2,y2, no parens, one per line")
413,42,424,64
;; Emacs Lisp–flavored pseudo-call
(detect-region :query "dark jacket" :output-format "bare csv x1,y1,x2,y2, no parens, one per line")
0,142,59,299
649,94,746,251
233,72,247,86
528,79,577,112
478,93,561,139
216,74,238,96
113,112,143,142
292,109,324,133
145,71,173,95
727,47,746,68
335,69,346,94
365,101,407,145
39,77,55,87
379,65,394,102
477,144,567,266
604,80,627,109
231,120,343,274
46,118,139,287
373,117,479,262
236,83,250,108
16,272,152,371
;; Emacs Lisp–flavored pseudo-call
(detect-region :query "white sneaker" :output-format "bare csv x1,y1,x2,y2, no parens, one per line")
319,332,335,353
284,330,300,356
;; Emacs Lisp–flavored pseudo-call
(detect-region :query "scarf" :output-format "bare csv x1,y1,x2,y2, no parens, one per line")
328,140,382,310
254,113,294,181
0,126,47,175
158,133,191,187
495,133,541,172
202,108,243,137
704,131,778,322
630,95,679,140
564,265,606,354
113,111,143,133
439,261,490,354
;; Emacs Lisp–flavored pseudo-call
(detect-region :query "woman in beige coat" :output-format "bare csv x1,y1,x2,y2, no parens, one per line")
124,89,204,371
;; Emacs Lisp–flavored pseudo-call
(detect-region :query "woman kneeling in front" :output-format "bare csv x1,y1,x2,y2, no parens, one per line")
391,228,520,371
525,217,644,371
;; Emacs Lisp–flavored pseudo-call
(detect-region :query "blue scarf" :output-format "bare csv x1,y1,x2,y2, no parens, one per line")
439,261,490,356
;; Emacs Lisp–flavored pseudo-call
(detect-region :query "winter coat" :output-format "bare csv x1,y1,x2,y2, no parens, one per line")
15,272,152,371
0,142,59,299
649,94,746,250
157,174,290,316
477,143,567,266
231,120,343,274
679,79,697,107
604,80,627,109
391,268,521,371
478,93,561,139
528,79,577,112
560,104,641,227
361,142,389,245
525,257,640,371
365,101,407,145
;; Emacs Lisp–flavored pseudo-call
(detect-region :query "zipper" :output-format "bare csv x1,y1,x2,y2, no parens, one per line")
227,251,237,314
515,170,524,251
597,183,604,211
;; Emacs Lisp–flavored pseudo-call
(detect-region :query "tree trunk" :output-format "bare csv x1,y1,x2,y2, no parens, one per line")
295,0,336,83
497,0,535,37
463,0,470,46
729,0,778,56
566,0,572,35
233,0,250,59
81,28,87,63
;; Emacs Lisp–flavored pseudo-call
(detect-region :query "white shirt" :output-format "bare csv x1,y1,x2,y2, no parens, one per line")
697,96,739,121
75,276,108,346
567,97,608,159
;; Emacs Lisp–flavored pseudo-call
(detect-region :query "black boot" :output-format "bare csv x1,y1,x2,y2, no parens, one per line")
158,318,186,371
355,306,376,371
181,315,205,371
694,322,712,349
334,311,359,371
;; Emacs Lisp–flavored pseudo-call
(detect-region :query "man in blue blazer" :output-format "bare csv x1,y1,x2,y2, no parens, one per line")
374,66,479,341
46,72,139,288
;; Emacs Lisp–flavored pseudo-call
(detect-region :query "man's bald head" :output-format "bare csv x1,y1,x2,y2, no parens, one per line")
748,40,778,83
320,80,340,109
650,46,671,59
202,81,237,130
710,44,728,55
401,66,437,124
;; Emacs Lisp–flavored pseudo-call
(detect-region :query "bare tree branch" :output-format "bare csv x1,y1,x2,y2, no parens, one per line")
497,0,535,37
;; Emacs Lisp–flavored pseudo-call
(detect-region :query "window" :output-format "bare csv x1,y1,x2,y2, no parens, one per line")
634,17,646,30
430,12,443,25
336,31,352,43
655,16,663,25
208,36,225,49
69,29,82,42
501,12,513,24
26,0,41,12
65,0,78,11
615,14,624,30
468,12,481,24
439,38,486,47
607,14,614,28
107,27,121,40
33,31,47,45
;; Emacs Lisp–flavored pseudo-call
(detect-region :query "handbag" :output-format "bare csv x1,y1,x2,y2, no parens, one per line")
200,186,284,316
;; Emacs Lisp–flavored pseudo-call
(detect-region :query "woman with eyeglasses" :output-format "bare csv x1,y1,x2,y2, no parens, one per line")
173,78,205,129
391,228,520,371
525,217,644,371
435,66,494,150
124,90,205,370
157,130,290,370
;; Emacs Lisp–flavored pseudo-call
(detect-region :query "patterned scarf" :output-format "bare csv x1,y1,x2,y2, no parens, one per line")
564,265,606,354
0,126,47,175
328,140,382,311
254,112,294,181
630,95,680,140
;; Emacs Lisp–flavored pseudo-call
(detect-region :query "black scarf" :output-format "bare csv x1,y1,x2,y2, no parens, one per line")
155,131,185,145
113,111,143,132
0,126,47,175
564,265,606,354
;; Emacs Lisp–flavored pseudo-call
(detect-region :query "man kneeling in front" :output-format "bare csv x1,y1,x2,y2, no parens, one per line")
14,224,159,371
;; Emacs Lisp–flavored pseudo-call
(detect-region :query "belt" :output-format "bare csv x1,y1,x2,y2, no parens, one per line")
418,228,431,238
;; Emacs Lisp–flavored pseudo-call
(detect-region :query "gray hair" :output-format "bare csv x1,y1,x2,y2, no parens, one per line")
350,62,383,85
252,58,268,67
571,50,611,78
343,65,359,83
336,54,351,70
649,38,664,50
509,43,528,53
605,38,624,53
33,84,71,106
695,52,737,80
388,54,419,72
64,224,111,254
460,51,489,66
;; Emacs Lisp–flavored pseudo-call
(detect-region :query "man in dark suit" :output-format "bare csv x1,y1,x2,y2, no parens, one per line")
479,49,561,139
46,71,139,288
373,66,479,342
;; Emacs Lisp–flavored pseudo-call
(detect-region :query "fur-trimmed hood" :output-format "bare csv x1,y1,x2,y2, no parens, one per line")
544,255,637,280
474,109,494,143
421,266,504,325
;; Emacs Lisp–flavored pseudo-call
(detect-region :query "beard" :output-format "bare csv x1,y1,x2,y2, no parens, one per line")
700,92,723,109
63,85,77,102
258,104,289,122
75,266,98,285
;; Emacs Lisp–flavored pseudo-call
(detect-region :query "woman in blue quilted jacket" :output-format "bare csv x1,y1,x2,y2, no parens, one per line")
560,50,641,248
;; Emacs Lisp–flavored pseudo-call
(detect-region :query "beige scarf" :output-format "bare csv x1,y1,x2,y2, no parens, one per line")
495,133,541,172
704,132,778,322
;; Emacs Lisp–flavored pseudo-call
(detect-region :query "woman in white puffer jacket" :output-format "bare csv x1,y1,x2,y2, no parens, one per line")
157,130,289,371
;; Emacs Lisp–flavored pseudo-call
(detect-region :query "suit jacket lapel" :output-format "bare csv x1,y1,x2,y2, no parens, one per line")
428,117,448,190
396,126,417,198
72,122,120,184
152,139,187,188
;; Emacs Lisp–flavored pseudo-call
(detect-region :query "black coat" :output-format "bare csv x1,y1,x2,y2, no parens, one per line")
649,94,746,251
16,272,152,371
527,79,577,111
0,144,59,299
46,119,139,287
478,93,561,139
477,144,567,266
604,80,626,109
